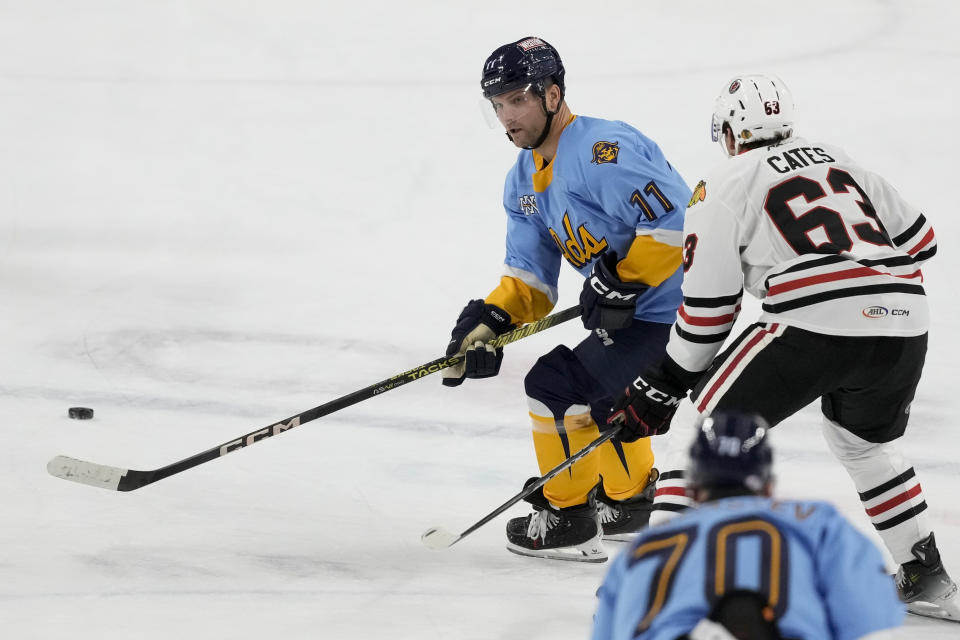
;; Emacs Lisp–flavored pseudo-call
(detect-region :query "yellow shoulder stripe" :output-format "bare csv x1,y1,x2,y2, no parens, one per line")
485,276,555,324
616,235,682,287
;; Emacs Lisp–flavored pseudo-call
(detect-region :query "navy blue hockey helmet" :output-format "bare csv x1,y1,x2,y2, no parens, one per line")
688,412,773,492
481,36,565,100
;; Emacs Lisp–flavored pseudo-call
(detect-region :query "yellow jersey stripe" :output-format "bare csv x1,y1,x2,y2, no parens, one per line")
486,275,555,324
617,234,682,287
529,115,577,193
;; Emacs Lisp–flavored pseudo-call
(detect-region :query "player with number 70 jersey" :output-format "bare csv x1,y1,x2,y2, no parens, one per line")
592,497,905,639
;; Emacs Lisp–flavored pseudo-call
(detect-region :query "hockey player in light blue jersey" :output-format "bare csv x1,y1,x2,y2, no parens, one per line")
441,36,691,561
592,411,905,640
497,103,687,327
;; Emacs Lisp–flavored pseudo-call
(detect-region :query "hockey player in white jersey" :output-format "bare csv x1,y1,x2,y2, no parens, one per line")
606,75,958,621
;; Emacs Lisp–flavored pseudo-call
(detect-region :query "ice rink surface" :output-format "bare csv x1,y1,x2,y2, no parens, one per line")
2,1,958,637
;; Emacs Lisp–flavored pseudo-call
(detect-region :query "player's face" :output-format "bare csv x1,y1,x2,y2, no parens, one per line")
489,86,547,148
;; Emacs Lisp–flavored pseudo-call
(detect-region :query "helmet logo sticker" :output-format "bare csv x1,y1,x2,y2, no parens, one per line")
517,37,547,51
728,79,741,93
688,180,707,207
591,140,620,165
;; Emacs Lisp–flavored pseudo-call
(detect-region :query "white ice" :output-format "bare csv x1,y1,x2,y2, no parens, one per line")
1,1,958,638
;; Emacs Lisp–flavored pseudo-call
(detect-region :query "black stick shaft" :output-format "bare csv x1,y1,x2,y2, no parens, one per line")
59,305,582,491
451,427,619,542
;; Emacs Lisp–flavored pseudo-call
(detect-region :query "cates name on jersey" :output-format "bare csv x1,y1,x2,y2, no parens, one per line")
767,146,836,174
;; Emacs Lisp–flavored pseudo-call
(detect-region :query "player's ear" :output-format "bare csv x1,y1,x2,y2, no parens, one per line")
724,127,737,155
545,82,562,112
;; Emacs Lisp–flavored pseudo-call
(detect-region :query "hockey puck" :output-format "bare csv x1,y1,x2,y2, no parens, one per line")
68,407,94,420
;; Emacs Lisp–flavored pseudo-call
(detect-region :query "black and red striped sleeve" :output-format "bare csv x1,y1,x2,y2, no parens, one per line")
861,169,936,267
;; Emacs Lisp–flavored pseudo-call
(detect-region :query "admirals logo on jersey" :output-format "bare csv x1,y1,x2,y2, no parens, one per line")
591,141,619,165
688,180,706,207
518,194,539,215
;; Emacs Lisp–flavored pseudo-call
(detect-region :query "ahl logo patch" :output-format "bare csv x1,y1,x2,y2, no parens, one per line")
518,194,539,215
729,79,741,93
862,306,889,318
591,140,619,165
688,180,706,207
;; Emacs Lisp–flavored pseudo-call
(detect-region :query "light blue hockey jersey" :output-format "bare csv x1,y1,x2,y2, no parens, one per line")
494,115,690,324
592,497,904,640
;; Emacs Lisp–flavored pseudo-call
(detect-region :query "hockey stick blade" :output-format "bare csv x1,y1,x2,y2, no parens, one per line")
420,526,462,550
419,427,619,551
47,305,582,492
47,455,132,491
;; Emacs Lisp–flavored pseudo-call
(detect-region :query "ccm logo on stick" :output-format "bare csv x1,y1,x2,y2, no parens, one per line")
220,417,301,455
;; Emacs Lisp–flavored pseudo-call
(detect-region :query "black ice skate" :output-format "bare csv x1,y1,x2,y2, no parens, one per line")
896,532,960,622
505,480,606,563
597,468,658,542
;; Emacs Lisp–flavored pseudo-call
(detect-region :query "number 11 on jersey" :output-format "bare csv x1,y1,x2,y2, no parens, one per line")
631,180,675,221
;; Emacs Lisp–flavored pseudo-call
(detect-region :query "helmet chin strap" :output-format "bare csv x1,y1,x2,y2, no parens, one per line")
523,98,555,150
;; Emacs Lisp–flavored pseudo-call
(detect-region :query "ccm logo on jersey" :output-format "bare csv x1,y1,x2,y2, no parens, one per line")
862,306,910,318
631,377,683,406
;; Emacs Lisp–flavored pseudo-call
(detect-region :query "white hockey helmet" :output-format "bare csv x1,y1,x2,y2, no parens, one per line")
711,75,794,156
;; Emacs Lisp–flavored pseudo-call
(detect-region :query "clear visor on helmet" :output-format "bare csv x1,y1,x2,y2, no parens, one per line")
479,83,536,130
711,112,722,143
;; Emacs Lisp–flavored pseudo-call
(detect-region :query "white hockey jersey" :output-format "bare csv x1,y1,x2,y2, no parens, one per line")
669,136,936,375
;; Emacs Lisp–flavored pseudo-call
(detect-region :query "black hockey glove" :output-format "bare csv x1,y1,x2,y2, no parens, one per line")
607,366,690,442
441,300,513,387
580,251,648,330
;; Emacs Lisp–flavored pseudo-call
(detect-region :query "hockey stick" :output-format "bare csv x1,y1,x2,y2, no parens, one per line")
421,426,621,550
47,305,582,492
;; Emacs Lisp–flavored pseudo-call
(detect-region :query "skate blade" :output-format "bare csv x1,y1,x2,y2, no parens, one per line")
505,536,608,563
505,545,608,563
907,603,960,622
907,590,960,623
602,533,639,542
